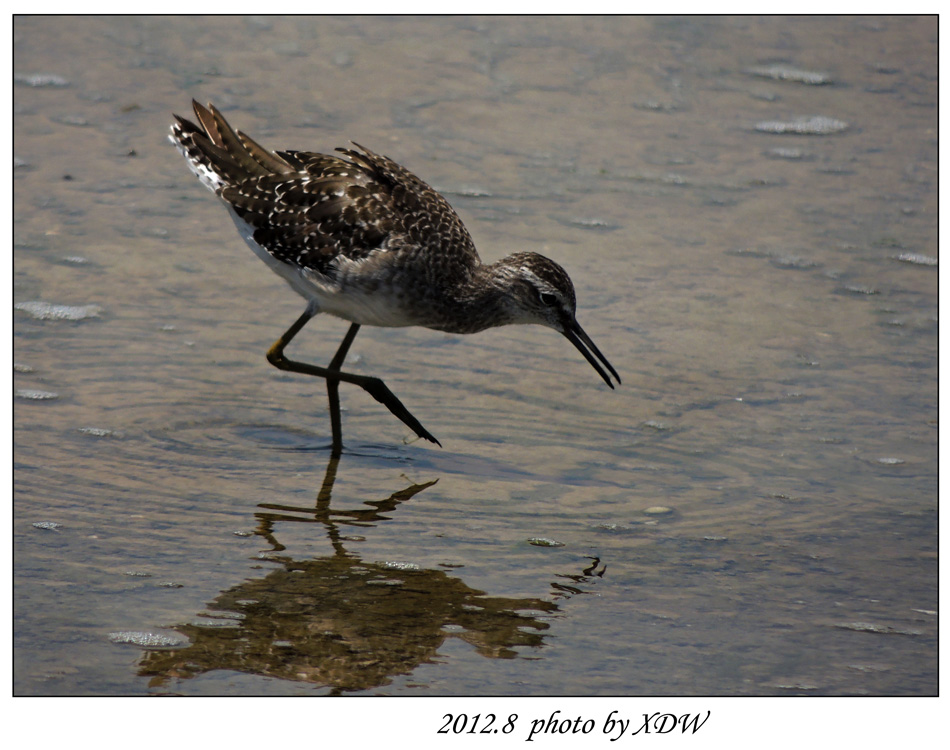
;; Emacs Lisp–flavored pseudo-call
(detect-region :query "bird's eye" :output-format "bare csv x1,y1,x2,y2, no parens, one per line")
539,292,558,307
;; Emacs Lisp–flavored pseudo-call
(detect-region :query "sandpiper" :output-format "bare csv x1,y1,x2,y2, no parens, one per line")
170,100,619,450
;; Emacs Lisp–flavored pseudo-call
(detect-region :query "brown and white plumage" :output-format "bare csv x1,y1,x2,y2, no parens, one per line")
169,100,618,446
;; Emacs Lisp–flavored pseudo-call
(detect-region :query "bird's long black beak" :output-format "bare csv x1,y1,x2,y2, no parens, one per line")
563,320,621,389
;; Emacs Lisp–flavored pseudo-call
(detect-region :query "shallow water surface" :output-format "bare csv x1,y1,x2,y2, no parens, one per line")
14,16,936,696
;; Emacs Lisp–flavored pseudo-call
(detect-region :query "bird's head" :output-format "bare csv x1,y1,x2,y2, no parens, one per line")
494,253,621,389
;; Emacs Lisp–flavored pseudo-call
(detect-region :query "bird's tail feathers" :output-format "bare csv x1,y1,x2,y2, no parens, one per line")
169,100,293,193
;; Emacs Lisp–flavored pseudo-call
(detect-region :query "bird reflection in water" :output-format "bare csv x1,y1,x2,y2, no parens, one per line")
138,454,605,694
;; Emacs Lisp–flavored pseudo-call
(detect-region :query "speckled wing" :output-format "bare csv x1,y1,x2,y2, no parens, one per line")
219,157,399,278
223,144,482,282
335,145,480,268
171,100,481,282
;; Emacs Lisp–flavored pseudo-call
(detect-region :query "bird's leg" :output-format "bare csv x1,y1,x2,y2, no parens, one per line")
325,323,361,455
266,306,441,448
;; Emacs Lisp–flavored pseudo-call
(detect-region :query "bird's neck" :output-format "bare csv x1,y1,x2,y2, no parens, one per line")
430,258,521,334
